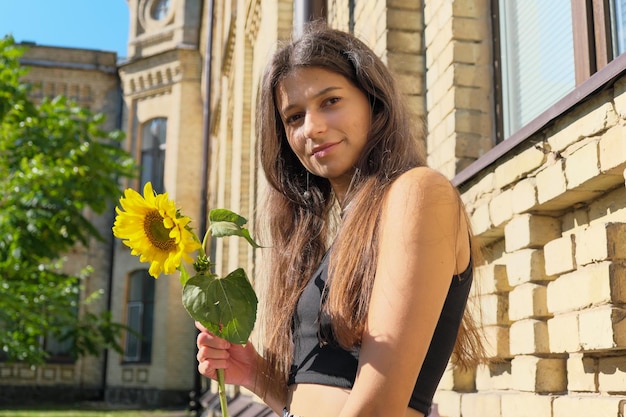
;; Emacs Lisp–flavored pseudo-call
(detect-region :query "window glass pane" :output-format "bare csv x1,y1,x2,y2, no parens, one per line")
124,270,155,362
140,118,167,193
141,299,154,360
499,0,575,138
124,302,143,361
613,0,626,56
128,271,144,301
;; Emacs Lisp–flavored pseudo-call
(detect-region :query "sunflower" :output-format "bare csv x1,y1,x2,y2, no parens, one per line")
113,182,201,278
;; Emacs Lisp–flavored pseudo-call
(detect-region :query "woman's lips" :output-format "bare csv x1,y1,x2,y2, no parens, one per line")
312,141,340,158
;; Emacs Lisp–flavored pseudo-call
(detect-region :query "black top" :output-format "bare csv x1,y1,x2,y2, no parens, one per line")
288,250,473,415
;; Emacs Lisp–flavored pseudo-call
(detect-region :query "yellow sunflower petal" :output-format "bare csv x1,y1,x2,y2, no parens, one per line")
113,182,200,278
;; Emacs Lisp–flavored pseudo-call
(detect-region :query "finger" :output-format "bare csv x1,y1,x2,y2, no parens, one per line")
196,346,230,362
197,331,231,350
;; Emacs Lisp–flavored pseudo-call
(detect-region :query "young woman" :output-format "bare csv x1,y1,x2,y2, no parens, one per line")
196,24,483,417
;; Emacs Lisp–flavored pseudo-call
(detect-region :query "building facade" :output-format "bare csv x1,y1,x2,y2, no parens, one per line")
0,43,123,404
2,0,626,415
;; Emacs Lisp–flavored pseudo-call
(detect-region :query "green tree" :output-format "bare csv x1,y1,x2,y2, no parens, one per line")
0,35,137,365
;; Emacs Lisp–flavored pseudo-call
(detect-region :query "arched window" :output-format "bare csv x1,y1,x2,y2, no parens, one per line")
140,117,167,193
124,269,155,363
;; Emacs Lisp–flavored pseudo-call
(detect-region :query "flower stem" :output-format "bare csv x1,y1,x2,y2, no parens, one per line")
217,368,229,417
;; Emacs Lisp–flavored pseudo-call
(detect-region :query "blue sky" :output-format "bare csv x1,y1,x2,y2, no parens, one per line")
0,0,130,58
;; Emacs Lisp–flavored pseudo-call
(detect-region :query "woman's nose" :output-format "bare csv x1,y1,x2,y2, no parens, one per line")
303,111,326,139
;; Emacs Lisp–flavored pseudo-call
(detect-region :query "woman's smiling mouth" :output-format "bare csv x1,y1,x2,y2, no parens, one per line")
312,141,340,158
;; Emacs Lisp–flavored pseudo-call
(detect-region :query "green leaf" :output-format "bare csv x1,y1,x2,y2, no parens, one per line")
209,208,248,227
209,209,262,248
179,263,190,286
182,268,258,344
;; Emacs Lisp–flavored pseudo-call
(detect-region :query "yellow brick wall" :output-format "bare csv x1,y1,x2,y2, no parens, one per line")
322,1,626,416
454,67,626,417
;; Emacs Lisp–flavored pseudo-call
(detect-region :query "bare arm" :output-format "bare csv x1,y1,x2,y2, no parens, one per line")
340,167,470,417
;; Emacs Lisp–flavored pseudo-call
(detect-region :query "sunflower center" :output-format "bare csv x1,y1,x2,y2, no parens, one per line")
144,210,176,251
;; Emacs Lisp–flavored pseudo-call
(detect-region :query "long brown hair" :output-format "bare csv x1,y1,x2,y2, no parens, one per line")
256,23,483,392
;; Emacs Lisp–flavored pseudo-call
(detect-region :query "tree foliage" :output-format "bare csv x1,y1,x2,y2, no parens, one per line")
0,35,137,365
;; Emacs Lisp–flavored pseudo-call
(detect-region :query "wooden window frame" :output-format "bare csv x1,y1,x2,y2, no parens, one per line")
456,0,626,186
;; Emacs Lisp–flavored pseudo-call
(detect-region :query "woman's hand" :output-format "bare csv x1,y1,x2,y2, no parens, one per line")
195,321,260,392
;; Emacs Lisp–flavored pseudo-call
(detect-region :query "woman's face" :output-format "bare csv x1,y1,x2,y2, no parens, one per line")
275,67,372,200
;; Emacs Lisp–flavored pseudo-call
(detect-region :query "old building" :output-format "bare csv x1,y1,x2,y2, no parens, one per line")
2,0,626,415
0,43,122,404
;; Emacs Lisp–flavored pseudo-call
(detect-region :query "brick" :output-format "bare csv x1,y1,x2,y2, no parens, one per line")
432,389,462,417
452,0,490,19
547,312,580,353
470,202,493,236
509,319,550,355
475,263,511,295
536,159,567,204
614,76,626,117
511,177,538,214
489,188,514,227
387,9,422,31
575,222,626,265
388,0,421,11
509,283,549,321
504,214,561,253
547,92,618,152
500,392,554,417
454,64,492,91
511,355,566,393
495,147,545,190
455,109,492,138
454,83,492,111
567,353,597,392
587,186,626,224
455,132,493,159
579,306,626,350
544,234,576,276
475,361,512,391
553,394,626,417
437,362,476,392
561,208,590,232
388,52,424,75
506,249,553,286
482,325,510,358
547,261,626,314
564,139,601,189
478,293,510,326
460,393,501,417
452,17,488,42
598,355,626,393
387,30,422,54
455,42,491,69
461,172,494,207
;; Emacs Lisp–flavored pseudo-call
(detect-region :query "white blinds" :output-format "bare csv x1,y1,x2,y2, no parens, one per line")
614,0,626,56
499,0,575,138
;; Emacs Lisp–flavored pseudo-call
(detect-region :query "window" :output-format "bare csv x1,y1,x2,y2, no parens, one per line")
497,0,575,138
141,118,167,193
124,270,155,363
613,0,626,55
44,331,73,362
496,0,626,140
151,0,171,21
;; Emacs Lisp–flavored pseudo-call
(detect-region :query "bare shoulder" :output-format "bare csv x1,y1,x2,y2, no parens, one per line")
385,166,459,209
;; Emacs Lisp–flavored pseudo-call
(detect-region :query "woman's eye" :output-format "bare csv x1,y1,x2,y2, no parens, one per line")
325,97,340,106
285,113,303,124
